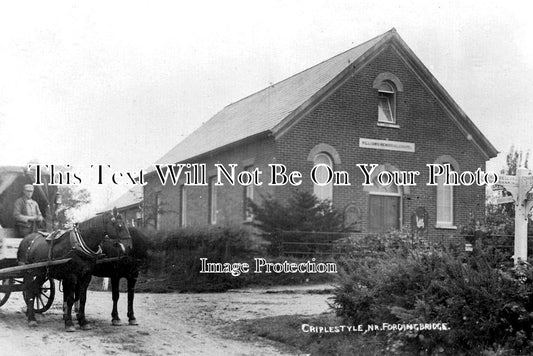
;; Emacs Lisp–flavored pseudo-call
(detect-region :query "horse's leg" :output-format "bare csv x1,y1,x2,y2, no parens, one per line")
63,275,76,332
127,272,139,325
76,273,92,330
23,273,40,327
111,276,121,326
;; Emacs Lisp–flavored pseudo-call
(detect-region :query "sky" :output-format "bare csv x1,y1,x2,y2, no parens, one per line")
1,0,532,215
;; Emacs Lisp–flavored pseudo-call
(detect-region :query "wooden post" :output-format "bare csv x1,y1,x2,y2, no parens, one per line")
514,167,533,263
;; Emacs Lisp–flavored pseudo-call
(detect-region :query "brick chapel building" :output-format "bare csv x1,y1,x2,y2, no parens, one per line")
143,29,498,239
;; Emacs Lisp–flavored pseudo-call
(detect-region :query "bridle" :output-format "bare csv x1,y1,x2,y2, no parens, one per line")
101,215,132,256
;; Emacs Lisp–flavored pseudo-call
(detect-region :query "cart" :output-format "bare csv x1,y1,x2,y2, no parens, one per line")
0,250,70,313
0,166,63,313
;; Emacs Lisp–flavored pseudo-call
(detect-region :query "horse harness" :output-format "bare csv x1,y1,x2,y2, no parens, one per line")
23,227,103,264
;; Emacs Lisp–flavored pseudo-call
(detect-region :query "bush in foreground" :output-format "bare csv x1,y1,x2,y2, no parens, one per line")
333,231,533,355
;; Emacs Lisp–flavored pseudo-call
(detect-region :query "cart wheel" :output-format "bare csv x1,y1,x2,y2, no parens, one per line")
22,277,55,313
0,279,11,307
34,278,55,313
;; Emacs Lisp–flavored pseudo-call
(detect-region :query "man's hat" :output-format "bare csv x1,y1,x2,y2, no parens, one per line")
23,184,34,191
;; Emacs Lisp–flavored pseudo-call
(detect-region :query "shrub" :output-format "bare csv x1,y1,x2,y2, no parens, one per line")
138,225,334,292
333,232,533,355
248,191,345,255
143,225,263,291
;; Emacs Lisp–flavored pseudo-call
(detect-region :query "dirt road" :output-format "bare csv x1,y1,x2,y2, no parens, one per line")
0,284,332,355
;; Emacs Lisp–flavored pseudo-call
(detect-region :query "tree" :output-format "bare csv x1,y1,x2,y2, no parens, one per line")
503,145,529,175
248,191,345,255
248,190,344,233
55,186,91,227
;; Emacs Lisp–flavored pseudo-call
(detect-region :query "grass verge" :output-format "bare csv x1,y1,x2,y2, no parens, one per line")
230,313,411,356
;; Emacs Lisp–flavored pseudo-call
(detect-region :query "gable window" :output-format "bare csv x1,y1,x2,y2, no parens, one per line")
378,82,396,124
373,72,403,127
313,153,333,202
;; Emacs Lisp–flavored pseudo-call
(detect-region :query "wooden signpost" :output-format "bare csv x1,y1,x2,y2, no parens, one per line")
495,167,533,263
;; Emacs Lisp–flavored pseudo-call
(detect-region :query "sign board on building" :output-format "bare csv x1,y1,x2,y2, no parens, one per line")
359,138,415,152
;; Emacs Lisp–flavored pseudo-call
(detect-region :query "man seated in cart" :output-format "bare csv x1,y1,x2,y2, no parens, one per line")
13,184,43,238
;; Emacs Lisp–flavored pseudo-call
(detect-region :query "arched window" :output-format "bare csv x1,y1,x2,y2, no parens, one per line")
433,155,460,229
436,165,454,227
313,153,333,202
378,81,396,124
368,176,402,232
373,72,403,126
363,164,403,232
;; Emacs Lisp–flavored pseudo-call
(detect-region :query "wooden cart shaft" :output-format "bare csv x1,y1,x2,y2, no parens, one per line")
0,258,71,279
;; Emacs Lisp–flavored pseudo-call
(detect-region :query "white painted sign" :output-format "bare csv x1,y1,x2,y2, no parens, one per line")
491,184,504,191
498,175,518,187
359,138,415,152
492,175,519,198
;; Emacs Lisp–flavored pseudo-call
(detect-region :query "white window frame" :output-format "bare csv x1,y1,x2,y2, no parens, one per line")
377,82,396,124
209,176,217,225
243,165,254,221
367,175,403,231
180,184,187,227
436,173,455,229
155,192,162,230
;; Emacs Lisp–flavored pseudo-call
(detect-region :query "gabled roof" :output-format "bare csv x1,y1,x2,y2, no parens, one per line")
155,29,497,165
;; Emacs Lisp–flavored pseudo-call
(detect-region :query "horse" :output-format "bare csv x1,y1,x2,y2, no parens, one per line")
17,211,130,331
92,226,149,326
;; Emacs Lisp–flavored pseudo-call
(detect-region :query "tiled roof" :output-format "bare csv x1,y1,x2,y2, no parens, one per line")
155,30,392,164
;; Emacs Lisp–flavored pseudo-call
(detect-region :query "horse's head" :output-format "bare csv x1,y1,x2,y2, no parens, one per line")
102,208,133,254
